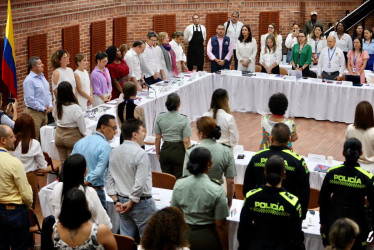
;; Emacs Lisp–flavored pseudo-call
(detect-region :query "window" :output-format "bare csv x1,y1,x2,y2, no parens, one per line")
206,13,228,40
28,34,48,76
113,17,127,47
153,15,176,37
62,25,80,71
91,20,106,70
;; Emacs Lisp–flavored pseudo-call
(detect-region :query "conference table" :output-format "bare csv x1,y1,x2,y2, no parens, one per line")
38,181,324,250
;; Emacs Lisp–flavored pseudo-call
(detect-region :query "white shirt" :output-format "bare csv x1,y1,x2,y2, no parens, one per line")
259,47,282,67
307,37,327,54
334,33,353,52
317,46,346,76
260,33,283,52
140,43,161,78
124,48,142,80
170,40,186,63
11,139,47,173
236,38,257,72
345,125,374,164
285,33,298,49
74,69,91,111
184,24,207,43
50,183,112,229
154,46,172,79
204,109,239,147
52,67,76,92
224,20,243,48
52,104,86,135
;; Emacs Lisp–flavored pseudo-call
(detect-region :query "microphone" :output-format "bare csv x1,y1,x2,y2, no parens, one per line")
144,83,155,90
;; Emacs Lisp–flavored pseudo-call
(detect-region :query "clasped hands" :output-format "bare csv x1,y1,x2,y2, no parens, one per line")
115,199,134,214
215,58,225,66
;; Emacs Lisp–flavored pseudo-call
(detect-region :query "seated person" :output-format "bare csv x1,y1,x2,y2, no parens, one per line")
0,93,17,129
325,218,359,250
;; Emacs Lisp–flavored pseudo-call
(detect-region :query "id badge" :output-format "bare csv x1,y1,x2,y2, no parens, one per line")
328,63,331,69
353,67,356,72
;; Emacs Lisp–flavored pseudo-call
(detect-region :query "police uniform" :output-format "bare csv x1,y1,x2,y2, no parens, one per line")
243,145,310,219
182,139,237,184
238,185,305,250
171,174,229,250
319,163,374,249
154,111,191,178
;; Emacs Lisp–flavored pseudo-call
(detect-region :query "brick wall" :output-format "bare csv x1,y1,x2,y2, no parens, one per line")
0,0,370,112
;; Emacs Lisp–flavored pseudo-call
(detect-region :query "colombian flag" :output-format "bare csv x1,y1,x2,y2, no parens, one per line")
2,0,17,98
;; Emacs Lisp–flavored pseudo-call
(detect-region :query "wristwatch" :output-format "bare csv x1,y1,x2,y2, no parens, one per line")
114,199,120,205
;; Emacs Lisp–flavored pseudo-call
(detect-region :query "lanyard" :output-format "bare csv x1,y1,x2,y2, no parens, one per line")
328,47,337,64
102,69,109,88
315,40,319,53
297,44,304,66
353,51,360,67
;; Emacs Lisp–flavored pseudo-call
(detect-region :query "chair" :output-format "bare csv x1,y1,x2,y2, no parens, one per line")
43,151,61,184
29,208,42,234
234,183,245,200
114,234,136,249
279,67,288,75
308,188,320,210
151,171,177,190
255,65,262,72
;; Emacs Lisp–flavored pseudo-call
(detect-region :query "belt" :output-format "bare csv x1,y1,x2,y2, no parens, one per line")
323,71,339,75
57,126,79,130
27,107,43,113
119,195,152,200
187,223,215,230
0,203,26,209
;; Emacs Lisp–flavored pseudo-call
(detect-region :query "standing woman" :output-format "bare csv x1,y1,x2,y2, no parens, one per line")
170,32,189,73
236,25,257,72
319,138,374,250
155,93,191,178
352,25,364,41
259,35,282,74
285,23,300,63
116,81,146,144
51,49,76,97
238,155,305,250
119,44,130,59
91,52,112,107
334,22,353,63
106,46,129,100
347,38,369,83
308,24,327,65
12,114,50,209
290,30,312,77
155,32,179,80
363,28,374,71
260,23,282,53
204,88,239,148
172,147,229,250
74,54,93,111
53,82,86,164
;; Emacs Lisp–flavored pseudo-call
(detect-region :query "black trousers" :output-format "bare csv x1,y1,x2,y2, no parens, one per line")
187,62,204,71
144,76,161,85
261,65,280,74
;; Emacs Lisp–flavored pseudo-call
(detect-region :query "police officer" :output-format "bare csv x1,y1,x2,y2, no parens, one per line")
243,123,310,219
154,93,191,178
182,116,236,207
319,138,374,250
238,155,305,250
172,147,229,250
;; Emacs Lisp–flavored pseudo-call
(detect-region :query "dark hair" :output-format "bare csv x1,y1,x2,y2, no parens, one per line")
265,155,285,186
210,88,230,119
28,56,40,71
271,123,291,144
147,31,158,39
217,24,224,28
122,81,138,100
14,114,36,154
121,118,143,140
165,93,180,111
352,37,363,53
59,188,91,229
269,93,288,116
106,46,117,64
141,207,189,250
326,218,359,250
56,81,78,120
95,51,108,65
60,154,87,202
310,24,324,40
173,31,184,39
364,28,373,43
50,49,69,69
352,25,364,39
196,117,221,140
336,22,346,33
354,101,374,130
238,25,252,43
74,54,86,66
132,40,145,48
187,147,212,175
344,138,362,167
298,30,307,41
96,114,116,130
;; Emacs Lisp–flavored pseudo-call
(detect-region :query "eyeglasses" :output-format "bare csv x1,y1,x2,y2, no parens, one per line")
217,28,225,30
297,35,305,38
104,124,117,132
150,39,157,43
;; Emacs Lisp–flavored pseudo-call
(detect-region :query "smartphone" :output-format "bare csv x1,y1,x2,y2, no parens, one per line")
7,98,15,104
237,154,245,159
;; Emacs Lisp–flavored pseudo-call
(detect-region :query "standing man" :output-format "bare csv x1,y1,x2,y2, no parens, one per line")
317,35,346,81
184,14,206,71
23,56,53,141
105,118,156,238
224,11,243,70
140,31,163,86
303,11,323,35
124,40,146,91
0,125,33,249
207,24,234,73
71,114,116,209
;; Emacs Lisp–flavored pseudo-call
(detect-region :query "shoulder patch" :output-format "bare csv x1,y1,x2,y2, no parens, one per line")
282,149,302,161
279,191,299,206
355,167,374,179
210,179,221,185
222,143,232,148
245,187,263,199
254,148,270,156
327,164,345,173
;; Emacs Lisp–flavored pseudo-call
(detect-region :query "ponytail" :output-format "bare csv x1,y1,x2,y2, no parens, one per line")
343,138,362,167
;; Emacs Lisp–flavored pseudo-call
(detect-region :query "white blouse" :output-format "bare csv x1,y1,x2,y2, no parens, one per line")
74,69,91,112
11,139,47,173
50,183,112,229
52,67,76,92
259,48,282,67
155,45,172,79
345,124,374,164
285,33,298,49
335,33,353,52
308,37,327,54
236,38,257,72
204,109,239,147
52,104,86,136
170,40,186,63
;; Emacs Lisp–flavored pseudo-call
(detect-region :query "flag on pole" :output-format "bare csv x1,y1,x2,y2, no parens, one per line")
2,0,17,98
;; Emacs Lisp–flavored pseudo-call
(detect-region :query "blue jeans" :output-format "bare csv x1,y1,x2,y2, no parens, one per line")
118,196,157,238
96,189,107,210
0,205,30,250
